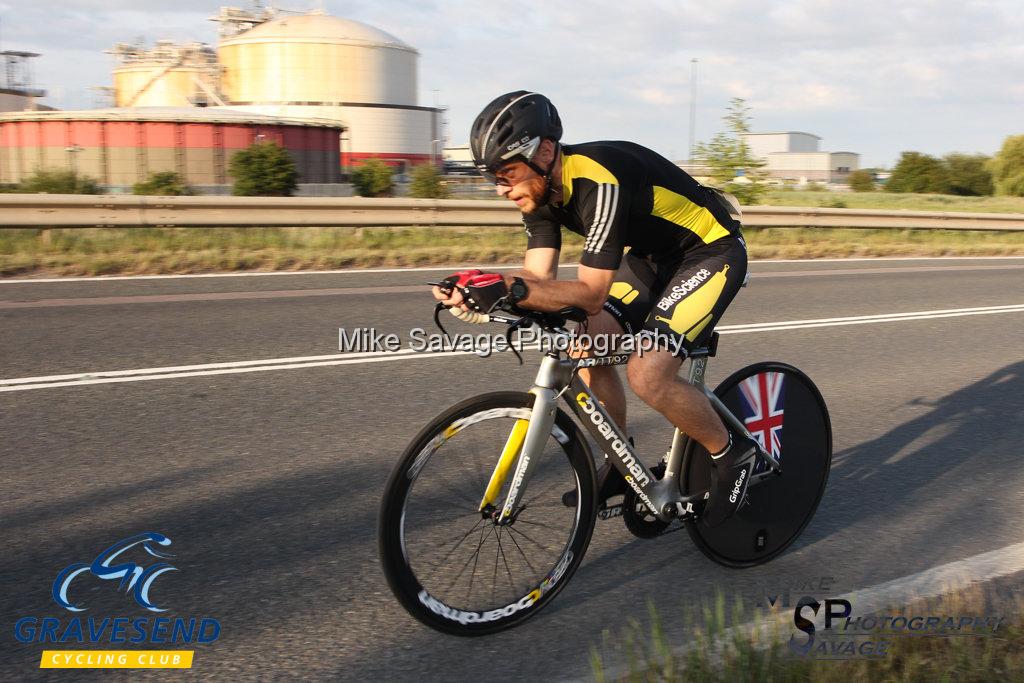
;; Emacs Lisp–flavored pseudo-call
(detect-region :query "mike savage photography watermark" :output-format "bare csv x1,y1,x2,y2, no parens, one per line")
337,327,686,357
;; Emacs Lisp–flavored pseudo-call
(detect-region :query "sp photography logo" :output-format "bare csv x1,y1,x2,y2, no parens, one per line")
14,532,222,670
757,577,1004,660
786,595,1004,660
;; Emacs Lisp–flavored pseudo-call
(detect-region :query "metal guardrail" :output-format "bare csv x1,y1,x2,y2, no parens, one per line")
1,194,1023,230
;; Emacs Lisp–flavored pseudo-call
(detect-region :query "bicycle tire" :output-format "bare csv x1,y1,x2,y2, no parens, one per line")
682,362,832,568
379,391,597,636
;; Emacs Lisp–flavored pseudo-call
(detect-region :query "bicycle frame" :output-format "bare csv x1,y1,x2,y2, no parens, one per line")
483,326,782,524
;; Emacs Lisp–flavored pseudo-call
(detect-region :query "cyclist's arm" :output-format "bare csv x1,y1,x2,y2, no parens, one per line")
521,247,559,280
507,265,614,316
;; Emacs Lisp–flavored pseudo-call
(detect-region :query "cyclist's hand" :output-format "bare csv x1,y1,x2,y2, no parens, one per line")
459,273,509,313
432,284,466,309
432,269,482,310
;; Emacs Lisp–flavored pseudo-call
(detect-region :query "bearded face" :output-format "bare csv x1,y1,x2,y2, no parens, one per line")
505,175,549,214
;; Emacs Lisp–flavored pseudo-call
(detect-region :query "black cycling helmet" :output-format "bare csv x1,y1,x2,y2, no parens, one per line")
470,91,563,182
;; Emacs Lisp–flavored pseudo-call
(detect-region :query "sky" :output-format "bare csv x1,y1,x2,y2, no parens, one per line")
1,0,1022,168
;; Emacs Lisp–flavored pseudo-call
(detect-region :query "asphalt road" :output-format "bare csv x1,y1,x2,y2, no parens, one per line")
1,257,1022,681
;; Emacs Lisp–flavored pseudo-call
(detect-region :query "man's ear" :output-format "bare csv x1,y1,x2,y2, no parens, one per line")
535,138,557,166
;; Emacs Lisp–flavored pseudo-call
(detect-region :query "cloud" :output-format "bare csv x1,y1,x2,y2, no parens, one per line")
3,0,1023,166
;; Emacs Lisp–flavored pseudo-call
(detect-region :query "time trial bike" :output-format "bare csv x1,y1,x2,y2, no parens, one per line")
379,302,831,636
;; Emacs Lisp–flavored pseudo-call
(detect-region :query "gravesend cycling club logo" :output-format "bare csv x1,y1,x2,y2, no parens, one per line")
53,532,177,612
13,532,222,670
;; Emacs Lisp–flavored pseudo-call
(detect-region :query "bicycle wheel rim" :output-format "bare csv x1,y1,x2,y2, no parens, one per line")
683,362,832,567
379,392,596,635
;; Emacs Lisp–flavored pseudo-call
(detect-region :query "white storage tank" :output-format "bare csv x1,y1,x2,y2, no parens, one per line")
216,11,441,171
110,42,220,108
218,13,417,106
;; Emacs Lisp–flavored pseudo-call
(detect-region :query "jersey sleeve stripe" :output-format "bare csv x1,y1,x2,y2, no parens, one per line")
584,183,608,252
590,184,619,253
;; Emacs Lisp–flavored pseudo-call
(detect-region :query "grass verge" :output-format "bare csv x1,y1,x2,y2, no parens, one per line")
590,585,1022,682
761,190,1024,213
2,226,1023,278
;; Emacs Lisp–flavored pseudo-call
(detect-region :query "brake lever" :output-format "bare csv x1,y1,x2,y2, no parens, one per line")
432,302,453,343
504,322,524,366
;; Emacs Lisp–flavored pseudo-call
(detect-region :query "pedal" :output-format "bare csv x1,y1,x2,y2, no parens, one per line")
597,504,623,521
674,501,696,517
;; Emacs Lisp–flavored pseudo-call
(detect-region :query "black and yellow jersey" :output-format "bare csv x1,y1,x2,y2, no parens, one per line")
523,141,742,270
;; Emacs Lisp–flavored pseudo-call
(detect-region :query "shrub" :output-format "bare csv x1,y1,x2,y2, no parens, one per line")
848,169,875,192
17,169,102,194
407,164,450,199
989,135,1024,197
886,151,951,194
352,159,395,197
229,141,299,196
944,153,994,196
133,171,193,196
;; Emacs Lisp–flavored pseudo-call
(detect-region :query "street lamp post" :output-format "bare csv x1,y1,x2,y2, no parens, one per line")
688,58,698,166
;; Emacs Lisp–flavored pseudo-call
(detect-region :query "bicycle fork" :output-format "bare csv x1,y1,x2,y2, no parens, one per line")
479,354,566,524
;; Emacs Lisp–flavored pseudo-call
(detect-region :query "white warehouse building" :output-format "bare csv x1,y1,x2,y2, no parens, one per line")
743,132,859,184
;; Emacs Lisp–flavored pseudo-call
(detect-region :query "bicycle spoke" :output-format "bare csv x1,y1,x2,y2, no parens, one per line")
466,524,490,600
504,527,539,575
491,530,500,603
418,518,486,573
445,523,492,597
513,516,566,534
494,529,517,593
505,524,552,552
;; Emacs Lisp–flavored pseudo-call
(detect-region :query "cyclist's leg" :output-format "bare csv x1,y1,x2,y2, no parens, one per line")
573,250,660,429
628,348,728,449
573,311,628,427
626,235,747,444
624,236,752,524
564,252,661,508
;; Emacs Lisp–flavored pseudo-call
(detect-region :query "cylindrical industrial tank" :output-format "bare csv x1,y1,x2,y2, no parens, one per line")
218,13,418,106
109,42,220,108
113,66,206,107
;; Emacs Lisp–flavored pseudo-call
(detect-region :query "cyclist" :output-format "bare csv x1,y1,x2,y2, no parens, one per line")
433,91,756,527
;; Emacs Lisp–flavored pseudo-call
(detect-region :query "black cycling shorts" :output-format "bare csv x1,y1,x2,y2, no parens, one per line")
601,236,748,356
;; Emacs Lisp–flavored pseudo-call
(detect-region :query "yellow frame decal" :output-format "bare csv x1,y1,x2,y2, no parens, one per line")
479,419,529,510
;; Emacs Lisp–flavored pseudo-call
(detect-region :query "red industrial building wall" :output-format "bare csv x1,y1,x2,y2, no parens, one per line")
0,119,342,186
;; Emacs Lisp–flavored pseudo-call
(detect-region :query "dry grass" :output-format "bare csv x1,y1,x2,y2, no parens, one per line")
591,584,1024,682
1,225,1022,278
760,190,1024,214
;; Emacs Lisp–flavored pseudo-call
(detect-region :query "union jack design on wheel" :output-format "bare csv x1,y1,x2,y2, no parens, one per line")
738,372,785,473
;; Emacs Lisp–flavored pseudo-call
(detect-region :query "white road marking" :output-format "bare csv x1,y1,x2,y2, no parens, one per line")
2,256,1023,283
1,303,1021,392
717,303,1024,334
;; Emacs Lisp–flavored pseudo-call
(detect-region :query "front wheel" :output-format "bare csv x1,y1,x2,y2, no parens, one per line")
379,392,597,636
682,362,832,567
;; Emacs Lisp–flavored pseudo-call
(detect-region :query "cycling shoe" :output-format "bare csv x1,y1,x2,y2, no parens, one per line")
703,434,758,528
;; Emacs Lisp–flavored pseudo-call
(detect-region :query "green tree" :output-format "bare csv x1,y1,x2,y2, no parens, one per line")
132,171,193,196
847,169,875,192
352,158,395,197
988,135,1024,197
885,152,952,194
693,98,768,205
229,141,299,196
942,153,993,196
407,164,450,199
17,169,102,194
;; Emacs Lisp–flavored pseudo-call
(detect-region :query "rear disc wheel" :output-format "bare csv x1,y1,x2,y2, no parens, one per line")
682,362,831,567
